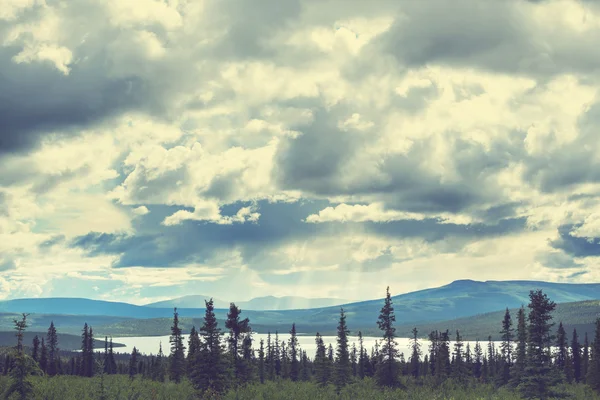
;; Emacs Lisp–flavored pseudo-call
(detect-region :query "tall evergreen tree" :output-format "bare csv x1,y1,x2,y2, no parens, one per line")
40,338,48,374
453,330,467,381
520,290,561,399
274,332,281,377
473,340,483,379
225,303,251,382
301,350,310,381
87,326,95,377
6,314,34,400
192,299,229,394
436,330,451,379
498,307,513,385
556,322,568,373
334,308,351,392
129,347,138,379
266,332,274,380
314,332,329,386
32,335,39,363
46,321,58,376
80,323,91,377
429,330,439,376
108,338,117,375
583,333,590,384
288,323,300,381
588,318,600,392
187,326,201,373
376,286,400,387
351,343,357,377
510,306,527,387
487,336,496,380
258,338,265,384
169,307,186,383
410,327,421,378
154,342,166,382
358,331,366,379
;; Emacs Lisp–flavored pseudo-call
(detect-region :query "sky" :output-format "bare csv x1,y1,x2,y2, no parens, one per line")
1,0,600,305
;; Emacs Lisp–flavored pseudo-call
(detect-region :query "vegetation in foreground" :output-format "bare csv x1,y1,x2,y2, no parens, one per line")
1,288,600,399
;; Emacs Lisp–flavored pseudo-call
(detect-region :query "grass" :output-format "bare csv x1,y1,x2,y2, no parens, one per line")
0,375,598,400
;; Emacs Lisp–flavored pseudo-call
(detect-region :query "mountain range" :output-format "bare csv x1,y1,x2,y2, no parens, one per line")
144,295,352,310
1,279,599,338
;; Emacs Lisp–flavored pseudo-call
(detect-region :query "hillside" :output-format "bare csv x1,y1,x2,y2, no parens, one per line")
1,280,599,337
0,331,124,351
144,295,229,309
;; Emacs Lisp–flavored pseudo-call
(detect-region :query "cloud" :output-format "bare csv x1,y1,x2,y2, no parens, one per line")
2,0,600,303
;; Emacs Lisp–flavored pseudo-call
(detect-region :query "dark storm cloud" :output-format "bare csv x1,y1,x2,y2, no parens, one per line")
0,259,16,272
70,201,326,268
0,46,151,155
535,251,583,270
522,97,600,193
550,224,600,258
368,217,528,243
38,235,66,251
70,198,531,273
376,0,600,78
276,106,522,216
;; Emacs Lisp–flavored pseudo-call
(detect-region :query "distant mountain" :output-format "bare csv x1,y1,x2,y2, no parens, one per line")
145,295,230,309
145,295,351,311
2,280,599,337
390,299,600,341
238,296,352,310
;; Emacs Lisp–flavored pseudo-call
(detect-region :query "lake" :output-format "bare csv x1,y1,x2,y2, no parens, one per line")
107,334,501,360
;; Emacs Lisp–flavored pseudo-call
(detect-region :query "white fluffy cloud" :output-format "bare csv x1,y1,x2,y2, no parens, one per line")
1,0,600,303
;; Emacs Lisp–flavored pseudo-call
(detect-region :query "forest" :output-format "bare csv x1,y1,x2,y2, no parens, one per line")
1,287,600,399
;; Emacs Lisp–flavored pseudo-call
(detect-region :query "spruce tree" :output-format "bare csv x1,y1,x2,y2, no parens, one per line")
510,306,527,387
351,343,357,377
80,323,90,377
240,333,255,383
6,314,34,400
40,338,47,374
266,332,274,380
187,326,201,374
46,321,58,376
301,350,310,381
520,290,561,399
334,308,351,392
314,332,329,386
453,330,467,382
129,347,138,379
288,323,300,381
410,327,421,378
87,326,95,377
473,340,483,379
588,318,600,392
429,330,439,376
556,322,567,373
274,331,281,377
569,329,581,382
376,286,400,387
258,338,265,383
436,330,451,379
358,331,366,379
169,307,186,383
193,298,229,394
108,338,117,374
32,335,39,363
498,307,513,385
225,303,251,382
583,333,590,383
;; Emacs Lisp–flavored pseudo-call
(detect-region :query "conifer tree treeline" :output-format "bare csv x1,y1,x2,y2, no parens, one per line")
5,287,600,399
